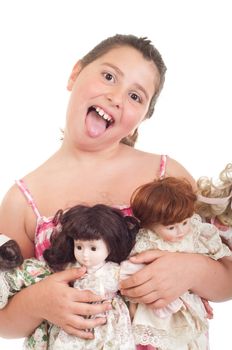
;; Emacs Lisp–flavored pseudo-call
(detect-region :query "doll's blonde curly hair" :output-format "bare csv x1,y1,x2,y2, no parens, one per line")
196,163,232,225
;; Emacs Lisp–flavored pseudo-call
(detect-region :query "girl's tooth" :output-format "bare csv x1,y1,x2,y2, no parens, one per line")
94,106,112,123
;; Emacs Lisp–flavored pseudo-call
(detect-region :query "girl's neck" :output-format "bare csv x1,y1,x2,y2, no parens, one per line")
60,138,129,163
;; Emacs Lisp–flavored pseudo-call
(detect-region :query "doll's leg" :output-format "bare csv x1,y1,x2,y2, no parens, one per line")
136,345,157,350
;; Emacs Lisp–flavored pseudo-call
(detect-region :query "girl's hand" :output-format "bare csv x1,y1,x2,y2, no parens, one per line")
33,267,112,339
120,249,197,309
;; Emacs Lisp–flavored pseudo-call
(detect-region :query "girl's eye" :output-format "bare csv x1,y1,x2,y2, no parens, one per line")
167,226,175,230
183,220,188,226
103,72,114,82
129,92,141,103
91,247,96,251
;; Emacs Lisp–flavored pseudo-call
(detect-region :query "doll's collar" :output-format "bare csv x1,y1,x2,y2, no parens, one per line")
87,262,106,274
0,234,11,246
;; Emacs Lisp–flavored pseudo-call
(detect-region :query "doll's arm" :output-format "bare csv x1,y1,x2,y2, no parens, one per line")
0,259,51,309
196,217,232,260
153,299,183,318
0,258,51,309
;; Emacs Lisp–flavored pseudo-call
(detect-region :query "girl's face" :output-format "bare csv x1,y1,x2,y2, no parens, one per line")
153,218,191,242
65,46,159,151
74,238,109,268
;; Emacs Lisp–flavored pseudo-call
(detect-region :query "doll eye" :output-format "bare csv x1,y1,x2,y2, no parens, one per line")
91,246,97,251
76,245,82,250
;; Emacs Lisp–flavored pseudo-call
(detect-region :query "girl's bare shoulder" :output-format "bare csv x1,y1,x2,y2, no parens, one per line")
127,147,196,186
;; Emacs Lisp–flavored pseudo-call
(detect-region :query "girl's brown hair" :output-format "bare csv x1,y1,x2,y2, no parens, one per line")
130,177,197,229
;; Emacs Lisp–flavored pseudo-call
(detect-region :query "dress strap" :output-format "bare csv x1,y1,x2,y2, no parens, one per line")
159,155,167,179
15,179,41,219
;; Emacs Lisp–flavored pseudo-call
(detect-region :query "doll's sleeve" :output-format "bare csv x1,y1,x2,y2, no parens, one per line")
195,216,232,260
119,260,183,318
216,226,232,251
119,260,145,281
0,258,51,309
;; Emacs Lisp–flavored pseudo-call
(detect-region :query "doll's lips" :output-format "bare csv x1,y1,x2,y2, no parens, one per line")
87,106,114,128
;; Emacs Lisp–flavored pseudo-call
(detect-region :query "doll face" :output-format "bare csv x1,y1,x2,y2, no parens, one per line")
153,218,191,242
65,46,159,151
74,238,109,268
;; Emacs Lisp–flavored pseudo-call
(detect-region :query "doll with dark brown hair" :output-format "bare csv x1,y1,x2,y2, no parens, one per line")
129,177,231,350
0,234,24,309
40,204,139,349
0,234,23,270
0,204,139,349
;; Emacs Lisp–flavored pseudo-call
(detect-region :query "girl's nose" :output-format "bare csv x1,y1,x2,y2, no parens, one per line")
106,88,123,109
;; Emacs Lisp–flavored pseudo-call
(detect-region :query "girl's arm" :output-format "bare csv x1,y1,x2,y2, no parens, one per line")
0,187,111,339
0,267,111,338
120,250,232,309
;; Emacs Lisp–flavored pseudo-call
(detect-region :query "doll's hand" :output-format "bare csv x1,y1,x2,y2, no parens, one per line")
34,267,111,339
120,249,196,309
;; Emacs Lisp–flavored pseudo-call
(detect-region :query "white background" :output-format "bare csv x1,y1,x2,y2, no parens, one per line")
0,1,231,349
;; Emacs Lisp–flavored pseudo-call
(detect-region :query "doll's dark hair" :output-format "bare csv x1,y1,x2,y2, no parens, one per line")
43,204,139,271
79,34,167,147
0,236,24,269
130,177,197,229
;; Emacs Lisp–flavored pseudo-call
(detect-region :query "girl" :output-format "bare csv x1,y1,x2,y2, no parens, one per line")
0,204,140,349
0,34,231,343
129,177,231,349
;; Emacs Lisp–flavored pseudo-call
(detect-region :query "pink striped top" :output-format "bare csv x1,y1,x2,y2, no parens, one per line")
16,155,167,260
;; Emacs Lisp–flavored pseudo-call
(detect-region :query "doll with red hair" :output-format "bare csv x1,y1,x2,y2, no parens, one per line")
129,177,231,350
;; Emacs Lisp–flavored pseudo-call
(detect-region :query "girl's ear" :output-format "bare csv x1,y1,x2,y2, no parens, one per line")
67,60,82,91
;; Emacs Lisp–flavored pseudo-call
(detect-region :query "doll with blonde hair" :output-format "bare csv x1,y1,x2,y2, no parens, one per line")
197,163,232,249
129,177,231,350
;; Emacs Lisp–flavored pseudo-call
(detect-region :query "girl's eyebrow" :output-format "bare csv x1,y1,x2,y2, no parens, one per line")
100,62,149,100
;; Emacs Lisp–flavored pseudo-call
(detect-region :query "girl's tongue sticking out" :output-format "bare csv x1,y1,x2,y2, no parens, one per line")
86,106,113,138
